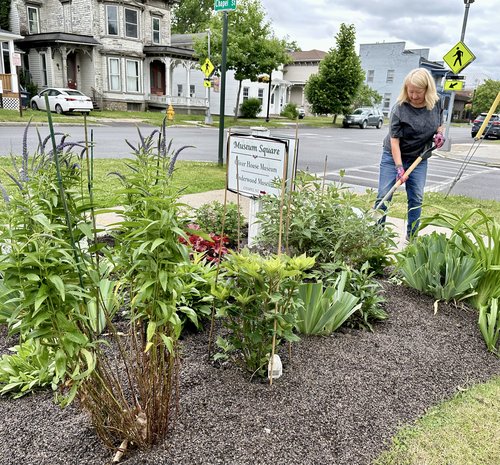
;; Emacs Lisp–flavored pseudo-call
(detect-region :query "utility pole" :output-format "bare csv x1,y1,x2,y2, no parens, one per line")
217,11,228,166
205,28,213,125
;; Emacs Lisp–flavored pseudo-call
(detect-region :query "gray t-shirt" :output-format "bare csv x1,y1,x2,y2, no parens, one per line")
382,101,443,160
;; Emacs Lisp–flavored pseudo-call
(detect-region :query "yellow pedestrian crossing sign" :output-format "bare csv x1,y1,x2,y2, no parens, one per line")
443,41,476,74
204,79,211,88
444,80,464,91
201,58,215,77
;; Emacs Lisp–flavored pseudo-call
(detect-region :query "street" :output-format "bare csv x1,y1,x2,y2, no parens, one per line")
0,122,499,200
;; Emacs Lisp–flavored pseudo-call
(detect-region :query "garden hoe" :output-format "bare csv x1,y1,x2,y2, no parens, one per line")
373,144,437,216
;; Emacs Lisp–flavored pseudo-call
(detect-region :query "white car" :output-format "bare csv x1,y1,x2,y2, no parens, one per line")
30,88,93,115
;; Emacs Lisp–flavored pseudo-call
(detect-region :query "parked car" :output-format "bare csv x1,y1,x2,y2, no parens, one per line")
298,107,305,119
30,88,93,115
471,113,500,139
343,107,384,129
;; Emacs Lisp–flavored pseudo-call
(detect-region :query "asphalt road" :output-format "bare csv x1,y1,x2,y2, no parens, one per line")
1,122,499,200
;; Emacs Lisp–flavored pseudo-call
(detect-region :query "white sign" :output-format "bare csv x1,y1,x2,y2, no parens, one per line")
12,52,21,67
227,134,297,198
0,80,3,94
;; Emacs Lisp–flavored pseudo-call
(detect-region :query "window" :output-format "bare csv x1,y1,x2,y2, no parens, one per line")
190,85,195,97
125,8,138,39
177,84,183,97
367,70,374,83
27,6,40,34
108,57,121,91
106,5,118,35
383,93,391,111
126,59,140,92
41,53,48,86
243,87,249,101
386,69,395,83
258,88,264,104
152,17,160,44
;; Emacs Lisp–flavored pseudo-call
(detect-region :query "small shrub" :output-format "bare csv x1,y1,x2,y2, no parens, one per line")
478,298,500,355
195,200,244,245
281,103,298,119
240,98,262,118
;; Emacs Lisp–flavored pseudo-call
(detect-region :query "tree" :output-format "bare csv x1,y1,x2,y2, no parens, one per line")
0,0,11,30
194,0,291,118
472,79,500,116
171,0,213,34
305,24,364,123
351,83,382,110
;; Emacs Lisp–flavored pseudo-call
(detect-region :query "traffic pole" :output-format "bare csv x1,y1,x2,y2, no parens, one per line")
217,11,228,166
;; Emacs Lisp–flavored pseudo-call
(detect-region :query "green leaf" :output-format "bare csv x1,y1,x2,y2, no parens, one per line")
48,275,66,302
54,349,67,379
150,238,166,251
146,321,157,342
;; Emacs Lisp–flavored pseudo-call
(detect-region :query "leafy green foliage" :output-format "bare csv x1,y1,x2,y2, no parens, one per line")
471,79,500,116
171,0,213,34
350,83,383,112
420,208,500,309
295,273,360,335
214,249,315,377
239,98,262,118
305,23,364,118
0,0,10,30
256,175,395,272
281,103,299,119
478,298,500,355
194,200,244,246
0,340,55,398
396,232,481,303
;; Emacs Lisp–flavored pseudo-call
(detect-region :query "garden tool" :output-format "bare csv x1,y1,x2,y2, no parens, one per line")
373,144,437,214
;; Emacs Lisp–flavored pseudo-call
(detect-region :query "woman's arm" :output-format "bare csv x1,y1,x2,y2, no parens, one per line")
390,137,403,166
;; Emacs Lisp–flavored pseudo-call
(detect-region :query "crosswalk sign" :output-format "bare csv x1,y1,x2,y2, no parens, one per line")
444,80,464,91
443,41,476,74
201,58,215,78
204,79,211,88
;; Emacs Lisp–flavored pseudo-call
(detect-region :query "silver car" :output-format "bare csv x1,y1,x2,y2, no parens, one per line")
31,87,93,115
343,107,384,129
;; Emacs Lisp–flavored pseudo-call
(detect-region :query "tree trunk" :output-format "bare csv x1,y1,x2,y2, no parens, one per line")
234,80,243,120
332,114,338,124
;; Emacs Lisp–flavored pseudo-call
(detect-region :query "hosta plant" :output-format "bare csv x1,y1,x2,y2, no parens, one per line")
478,298,500,355
214,249,315,377
396,232,481,304
295,273,361,335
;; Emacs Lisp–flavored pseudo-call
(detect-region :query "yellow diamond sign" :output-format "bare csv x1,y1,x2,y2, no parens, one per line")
443,41,476,74
444,80,464,91
201,58,215,78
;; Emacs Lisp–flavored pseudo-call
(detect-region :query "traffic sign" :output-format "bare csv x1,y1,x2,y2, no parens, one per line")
214,0,236,12
204,79,211,88
201,58,215,78
444,80,464,91
443,41,476,74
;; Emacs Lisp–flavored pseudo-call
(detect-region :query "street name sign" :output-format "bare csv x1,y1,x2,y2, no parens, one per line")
444,80,464,91
214,0,236,12
443,40,476,74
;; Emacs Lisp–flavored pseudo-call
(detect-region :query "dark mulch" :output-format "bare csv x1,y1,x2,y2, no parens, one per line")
0,281,499,465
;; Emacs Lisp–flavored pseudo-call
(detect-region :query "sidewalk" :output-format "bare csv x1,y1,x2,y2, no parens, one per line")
436,141,500,166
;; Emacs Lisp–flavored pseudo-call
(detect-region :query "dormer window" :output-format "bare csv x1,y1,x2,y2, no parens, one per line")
27,6,40,34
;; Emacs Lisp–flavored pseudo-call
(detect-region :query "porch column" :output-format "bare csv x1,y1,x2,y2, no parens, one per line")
8,40,18,92
164,57,171,103
61,46,68,87
185,60,190,107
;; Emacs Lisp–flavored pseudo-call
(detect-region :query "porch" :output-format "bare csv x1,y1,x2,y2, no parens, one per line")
147,93,208,115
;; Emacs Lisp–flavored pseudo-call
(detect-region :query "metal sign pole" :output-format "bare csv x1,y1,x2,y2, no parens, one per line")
217,11,228,166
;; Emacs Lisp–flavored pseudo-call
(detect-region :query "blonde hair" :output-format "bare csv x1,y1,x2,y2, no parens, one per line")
397,68,439,111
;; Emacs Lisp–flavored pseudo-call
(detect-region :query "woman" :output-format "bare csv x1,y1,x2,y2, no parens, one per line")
375,68,445,240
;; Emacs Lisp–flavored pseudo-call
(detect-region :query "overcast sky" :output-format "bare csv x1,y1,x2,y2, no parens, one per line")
260,0,498,86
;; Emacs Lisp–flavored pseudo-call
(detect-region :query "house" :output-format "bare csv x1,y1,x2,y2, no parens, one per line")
0,27,23,110
283,49,326,115
8,0,202,111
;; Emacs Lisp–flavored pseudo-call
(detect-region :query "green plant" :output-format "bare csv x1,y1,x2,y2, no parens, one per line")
0,340,55,398
478,298,500,354
295,273,360,335
396,232,481,304
194,200,244,246
256,174,395,272
281,102,298,119
420,208,500,309
214,249,315,377
239,98,262,118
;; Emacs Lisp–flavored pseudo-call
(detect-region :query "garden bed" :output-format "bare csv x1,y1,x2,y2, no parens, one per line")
0,280,498,465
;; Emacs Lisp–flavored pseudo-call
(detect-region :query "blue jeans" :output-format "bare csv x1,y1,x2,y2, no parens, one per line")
375,150,428,239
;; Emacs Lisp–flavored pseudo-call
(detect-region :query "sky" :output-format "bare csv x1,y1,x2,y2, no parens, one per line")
260,0,499,86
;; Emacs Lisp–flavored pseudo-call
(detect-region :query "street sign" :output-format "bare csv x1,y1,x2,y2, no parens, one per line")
201,58,215,77
444,80,464,91
214,0,236,12
204,79,211,88
443,41,476,74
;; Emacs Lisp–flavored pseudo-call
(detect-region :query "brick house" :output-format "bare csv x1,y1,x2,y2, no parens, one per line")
8,0,202,111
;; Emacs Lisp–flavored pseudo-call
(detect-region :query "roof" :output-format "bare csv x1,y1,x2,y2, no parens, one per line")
290,49,327,62
0,28,23,40
143,45,194,60
16,33,100,48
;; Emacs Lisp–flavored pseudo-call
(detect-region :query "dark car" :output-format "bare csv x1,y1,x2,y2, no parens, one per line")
343,107,384,129
471,113,500,139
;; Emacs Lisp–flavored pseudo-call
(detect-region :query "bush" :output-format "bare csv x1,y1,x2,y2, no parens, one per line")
195,200,244,246
240,98,262,118
281,103,298,119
